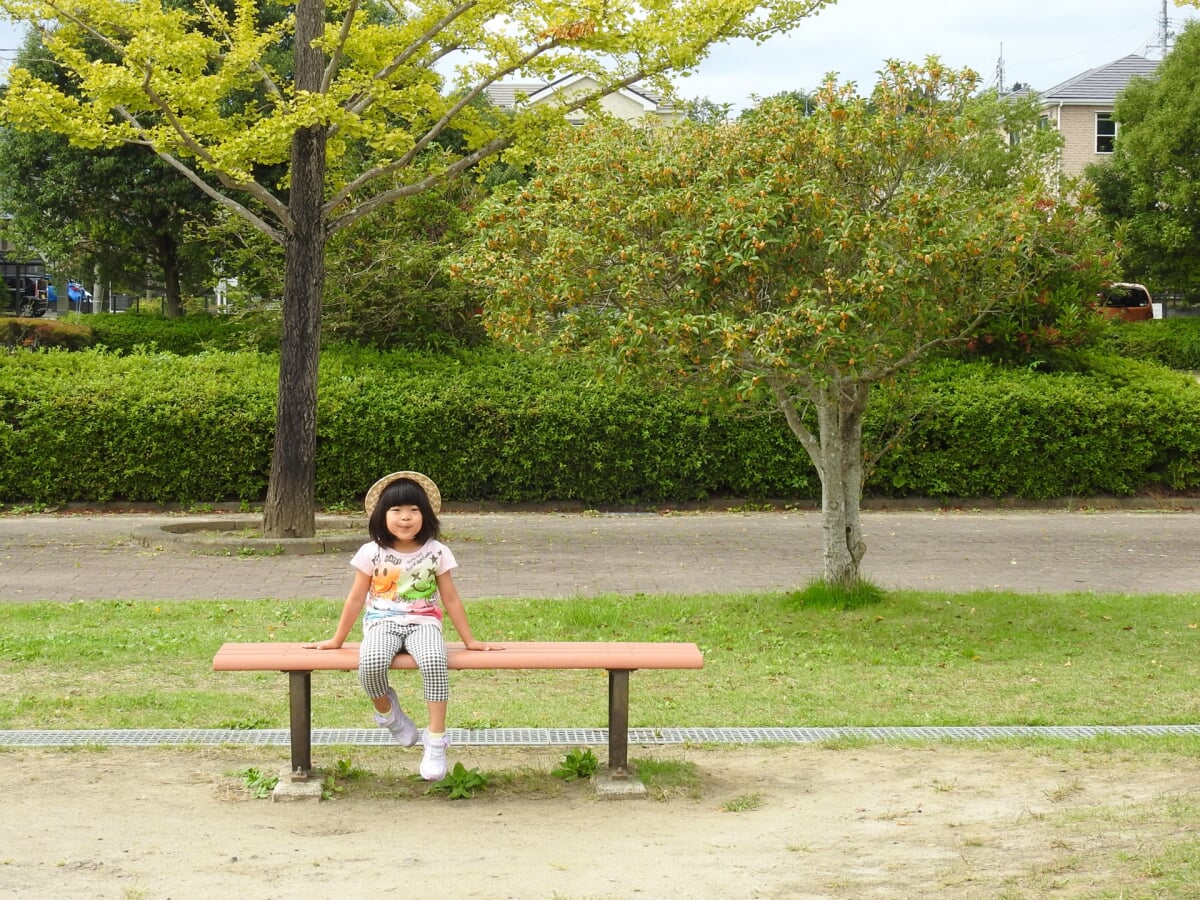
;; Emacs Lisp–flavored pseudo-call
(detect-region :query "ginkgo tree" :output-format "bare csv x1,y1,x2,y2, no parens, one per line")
0,0,834,537
459,62,1115,589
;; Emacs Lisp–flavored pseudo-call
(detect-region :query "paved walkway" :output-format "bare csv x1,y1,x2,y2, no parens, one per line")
1,507,1198,602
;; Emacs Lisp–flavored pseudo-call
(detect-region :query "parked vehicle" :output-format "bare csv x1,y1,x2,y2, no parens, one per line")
1098,282,1153,322
4,274,47,317
66,280,94,312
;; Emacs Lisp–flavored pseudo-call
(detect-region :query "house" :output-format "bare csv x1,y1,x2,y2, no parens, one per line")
484,74,682,125
1029,55,1160,177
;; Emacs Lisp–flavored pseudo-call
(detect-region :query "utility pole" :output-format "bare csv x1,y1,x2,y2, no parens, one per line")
1157,0,1175,57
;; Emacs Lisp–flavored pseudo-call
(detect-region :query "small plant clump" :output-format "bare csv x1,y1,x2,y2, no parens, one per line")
551,748,599,782
428,762,489,799
234,767,278,799
721,792,765,813
786,578,887,610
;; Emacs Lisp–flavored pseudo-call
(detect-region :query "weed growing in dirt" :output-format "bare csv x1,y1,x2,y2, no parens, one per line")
428,762,489,799
634,757,702,800
551,748,598,782
233,767,278,798
331,756,370,780
1044,777,1084,803
721,792,764,812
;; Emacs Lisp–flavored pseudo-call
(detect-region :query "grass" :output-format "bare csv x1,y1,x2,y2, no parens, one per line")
0,589,1197,731
3,588,1198,894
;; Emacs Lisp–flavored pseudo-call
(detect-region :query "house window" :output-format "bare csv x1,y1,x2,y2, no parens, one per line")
1096,113,1117,153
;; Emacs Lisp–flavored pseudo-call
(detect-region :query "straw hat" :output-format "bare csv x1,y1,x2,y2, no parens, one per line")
364,471,442,517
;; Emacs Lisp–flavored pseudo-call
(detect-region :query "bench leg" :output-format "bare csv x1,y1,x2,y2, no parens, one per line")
287,670,313,779
607,669,631,774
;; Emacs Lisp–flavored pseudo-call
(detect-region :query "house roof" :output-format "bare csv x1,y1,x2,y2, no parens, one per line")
484,75,675,113
1038,54,1159,103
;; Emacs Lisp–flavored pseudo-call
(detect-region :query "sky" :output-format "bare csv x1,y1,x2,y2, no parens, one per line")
1,0,1196,107
676,0,1199,110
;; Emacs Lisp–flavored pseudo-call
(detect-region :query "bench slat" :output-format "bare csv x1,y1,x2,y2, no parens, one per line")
213,641,704,673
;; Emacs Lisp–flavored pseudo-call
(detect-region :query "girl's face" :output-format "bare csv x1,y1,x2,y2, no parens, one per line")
386,504,423,544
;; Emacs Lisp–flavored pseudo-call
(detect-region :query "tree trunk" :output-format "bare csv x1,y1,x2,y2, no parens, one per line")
91,263,108,315
773,377,870,589
262,0,327,539
812,381,869,589
156,232,184,319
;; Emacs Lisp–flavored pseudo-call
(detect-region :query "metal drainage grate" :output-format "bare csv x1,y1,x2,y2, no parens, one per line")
2,724,1199,748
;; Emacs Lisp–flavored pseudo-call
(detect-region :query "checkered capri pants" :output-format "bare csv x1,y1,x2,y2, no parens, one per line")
358,619,450,703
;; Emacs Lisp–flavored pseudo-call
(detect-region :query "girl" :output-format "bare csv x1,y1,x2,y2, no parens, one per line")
305,470,495,781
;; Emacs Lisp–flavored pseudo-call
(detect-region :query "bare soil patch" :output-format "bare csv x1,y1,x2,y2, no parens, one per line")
2,743,1197,898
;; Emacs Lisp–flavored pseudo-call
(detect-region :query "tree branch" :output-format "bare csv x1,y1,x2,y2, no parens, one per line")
322,0,360,94
114,106,288,241
197,0,285,101
767,373,822,464
328,37,563,210
341,0,479,118
326,133,514,232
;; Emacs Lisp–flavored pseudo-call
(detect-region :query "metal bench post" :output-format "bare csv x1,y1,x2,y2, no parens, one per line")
607,669,631,774
287,670,313,779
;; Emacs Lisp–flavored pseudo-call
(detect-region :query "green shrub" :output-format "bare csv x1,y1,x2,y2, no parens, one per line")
872,356,1200,498
2,347,1199,505
1100,317,1200,370
1,317,94,351
78,310,280,355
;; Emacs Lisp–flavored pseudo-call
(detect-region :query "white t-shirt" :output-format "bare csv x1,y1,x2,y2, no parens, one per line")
351,539,457,632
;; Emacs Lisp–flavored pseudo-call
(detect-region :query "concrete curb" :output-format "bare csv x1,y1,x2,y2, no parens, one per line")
130,515,365,556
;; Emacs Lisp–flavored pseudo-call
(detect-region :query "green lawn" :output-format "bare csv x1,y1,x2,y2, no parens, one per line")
2,589,1197,732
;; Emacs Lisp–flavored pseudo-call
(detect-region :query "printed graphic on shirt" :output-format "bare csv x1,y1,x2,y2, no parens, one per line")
352,540,456,629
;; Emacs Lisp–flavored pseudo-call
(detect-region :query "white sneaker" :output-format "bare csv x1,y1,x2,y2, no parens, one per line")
373,687,417,747
420,732,449,781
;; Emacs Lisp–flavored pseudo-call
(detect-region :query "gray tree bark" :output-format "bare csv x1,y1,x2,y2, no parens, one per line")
772,377,870,589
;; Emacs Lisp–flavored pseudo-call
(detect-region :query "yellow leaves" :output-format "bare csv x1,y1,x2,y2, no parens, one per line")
537,19,598,43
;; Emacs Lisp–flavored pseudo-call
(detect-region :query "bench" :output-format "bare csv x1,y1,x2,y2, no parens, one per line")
213,641,704,780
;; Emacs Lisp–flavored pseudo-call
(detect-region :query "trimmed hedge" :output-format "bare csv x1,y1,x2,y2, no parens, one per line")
2,347,1199,505
1,317,93,351
79,310,281,355
1100,317,1200,371
873,356,1200,499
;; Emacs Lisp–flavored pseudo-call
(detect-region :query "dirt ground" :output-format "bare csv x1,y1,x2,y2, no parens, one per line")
2,743,1197,899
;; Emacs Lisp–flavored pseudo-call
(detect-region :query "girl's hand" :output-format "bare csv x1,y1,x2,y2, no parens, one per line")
303,639,340,650
467,640,502,651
